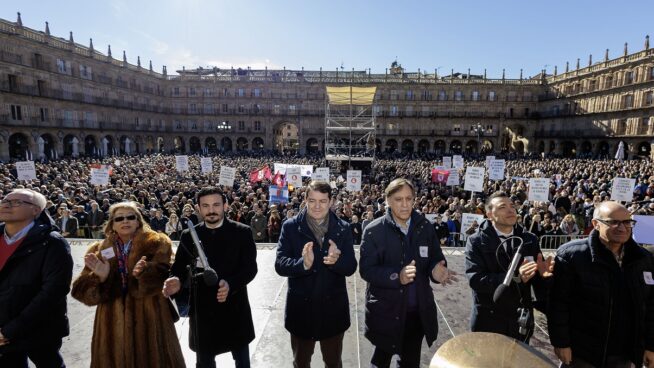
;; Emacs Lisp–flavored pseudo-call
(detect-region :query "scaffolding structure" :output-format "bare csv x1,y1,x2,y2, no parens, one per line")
324,86,377,166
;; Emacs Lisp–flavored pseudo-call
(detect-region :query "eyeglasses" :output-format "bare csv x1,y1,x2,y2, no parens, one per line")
0,199,36,208
113,215,137,222
596,219,637,228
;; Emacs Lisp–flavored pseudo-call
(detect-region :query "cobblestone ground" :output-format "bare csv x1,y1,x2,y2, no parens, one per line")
51,245,557,367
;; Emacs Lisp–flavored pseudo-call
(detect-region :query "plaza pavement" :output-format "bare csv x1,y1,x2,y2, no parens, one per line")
56,243,557,367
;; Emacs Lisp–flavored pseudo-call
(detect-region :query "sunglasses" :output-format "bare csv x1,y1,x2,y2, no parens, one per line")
113,215,137,222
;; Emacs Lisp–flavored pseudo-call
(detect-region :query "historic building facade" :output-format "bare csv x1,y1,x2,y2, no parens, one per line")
1,14,652,161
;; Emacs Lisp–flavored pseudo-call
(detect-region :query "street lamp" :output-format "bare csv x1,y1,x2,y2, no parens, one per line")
471,123,485,153
216,121,231,131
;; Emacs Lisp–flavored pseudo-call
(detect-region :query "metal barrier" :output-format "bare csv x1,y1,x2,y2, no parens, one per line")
539,234,588,250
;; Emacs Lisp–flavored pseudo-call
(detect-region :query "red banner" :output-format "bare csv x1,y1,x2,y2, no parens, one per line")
249,166,272,183
431,169,449,184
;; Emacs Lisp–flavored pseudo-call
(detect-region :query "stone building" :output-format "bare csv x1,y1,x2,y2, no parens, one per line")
1,13,652,161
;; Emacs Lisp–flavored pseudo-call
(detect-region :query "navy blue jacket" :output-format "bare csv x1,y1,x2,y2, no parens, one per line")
548,231,654,367
359,209,446,354
465,220,549,341
0,211,73,353
275,209,357,340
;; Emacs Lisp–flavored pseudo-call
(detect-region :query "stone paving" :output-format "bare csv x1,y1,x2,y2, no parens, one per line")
54,245,557,367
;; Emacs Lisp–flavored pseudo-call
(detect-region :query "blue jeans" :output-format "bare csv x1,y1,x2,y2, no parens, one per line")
197,344,250,368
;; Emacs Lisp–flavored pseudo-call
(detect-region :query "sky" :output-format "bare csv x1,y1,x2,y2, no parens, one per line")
2,0,652,78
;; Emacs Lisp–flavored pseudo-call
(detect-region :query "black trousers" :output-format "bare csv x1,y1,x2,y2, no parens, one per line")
0,341,65,368
371,311,424,368
290,332,344,368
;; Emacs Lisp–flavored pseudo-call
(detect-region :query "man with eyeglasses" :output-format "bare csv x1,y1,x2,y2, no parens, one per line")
548,201,654,368
0,189,73,367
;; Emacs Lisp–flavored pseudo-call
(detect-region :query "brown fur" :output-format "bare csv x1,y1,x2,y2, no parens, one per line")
71,230,186,367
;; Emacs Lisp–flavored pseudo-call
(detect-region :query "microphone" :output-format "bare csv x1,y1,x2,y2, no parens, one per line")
186,219,219,286
493,236,525,304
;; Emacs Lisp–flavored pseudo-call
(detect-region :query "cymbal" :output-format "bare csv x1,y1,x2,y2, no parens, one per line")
430,332,556,368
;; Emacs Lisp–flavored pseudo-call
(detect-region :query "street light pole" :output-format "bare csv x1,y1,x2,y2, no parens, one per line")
472,122,484,154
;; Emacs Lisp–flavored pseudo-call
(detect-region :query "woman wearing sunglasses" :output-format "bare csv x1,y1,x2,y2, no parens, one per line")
71,201,185,367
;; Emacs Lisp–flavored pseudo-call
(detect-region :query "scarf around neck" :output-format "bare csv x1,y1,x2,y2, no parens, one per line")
306,212,329,248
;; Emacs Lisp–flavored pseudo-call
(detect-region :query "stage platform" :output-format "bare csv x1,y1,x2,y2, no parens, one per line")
56,244,557,367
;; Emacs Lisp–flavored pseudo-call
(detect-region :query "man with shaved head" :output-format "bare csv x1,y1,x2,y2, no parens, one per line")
548,201,654,368
0,189,73,367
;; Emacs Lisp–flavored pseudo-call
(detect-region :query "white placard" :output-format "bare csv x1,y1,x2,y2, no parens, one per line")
201,157,213,174
485,156,496,168
274,163,288,175
218,166,236,187
346,170,362,191
453,155,464,169
633,215,654,245
442,156,452,169
90,168,110,186
175,155,189,172
425,214,438,224
286,166,303,188
446,170,460,186
461,213,485,241
610,178,636,203
15,161,37,181
300,165,314,177
312,167,330,181
488,159,506,181
528,178,551,202
464,167,485,193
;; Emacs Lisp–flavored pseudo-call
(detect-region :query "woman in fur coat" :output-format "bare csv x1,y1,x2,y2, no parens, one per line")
72,201,186,367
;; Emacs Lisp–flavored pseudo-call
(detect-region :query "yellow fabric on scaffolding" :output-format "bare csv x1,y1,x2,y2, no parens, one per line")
326,86,377,105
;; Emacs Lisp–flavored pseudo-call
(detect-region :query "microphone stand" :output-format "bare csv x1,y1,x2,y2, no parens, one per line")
184,219,219,366
493,236,525,304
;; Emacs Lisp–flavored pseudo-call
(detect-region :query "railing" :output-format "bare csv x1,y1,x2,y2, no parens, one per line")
539,234,588,250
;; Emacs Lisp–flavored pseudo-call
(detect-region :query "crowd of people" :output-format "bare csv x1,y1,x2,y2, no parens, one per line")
1,149,653,367
0,152,652,247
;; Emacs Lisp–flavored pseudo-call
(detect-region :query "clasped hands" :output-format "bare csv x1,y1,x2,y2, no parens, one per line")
302,240,341,270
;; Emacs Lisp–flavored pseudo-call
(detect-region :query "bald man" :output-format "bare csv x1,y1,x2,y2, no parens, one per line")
0,189,73,367
548,201,654,368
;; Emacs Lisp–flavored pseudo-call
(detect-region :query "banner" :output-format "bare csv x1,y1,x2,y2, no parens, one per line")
446,169,460,186
286,166,303,188
633,215,654,245
464,167,485,193
610,178,636,202
488,159,506,181
218,166,236,187
346,170,362,191
312,167,330,182
528,178,551,202
15,161,37,181
461,213,485,241
442,156,452,169
431,169,450,184
485,156,495,169
201,157,213,174
175,155,189,172
452,155,464,169
269,185,289,205
249,166,272,183
272,172,286,187
274,163,288,175
300,165,314,177
90,168,110,186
